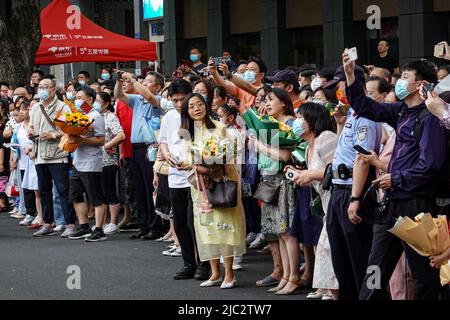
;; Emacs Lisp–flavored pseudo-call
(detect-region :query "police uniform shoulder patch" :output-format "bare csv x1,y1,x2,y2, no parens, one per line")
357,126,368,141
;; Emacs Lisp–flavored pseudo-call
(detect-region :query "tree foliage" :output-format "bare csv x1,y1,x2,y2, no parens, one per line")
0,0,41,87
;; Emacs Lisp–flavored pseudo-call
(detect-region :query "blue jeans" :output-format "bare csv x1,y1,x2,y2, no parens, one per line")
35,163,76,225
53,183,65,226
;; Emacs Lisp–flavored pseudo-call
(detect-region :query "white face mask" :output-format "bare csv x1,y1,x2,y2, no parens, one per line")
160,97,168,111
310,76,322,92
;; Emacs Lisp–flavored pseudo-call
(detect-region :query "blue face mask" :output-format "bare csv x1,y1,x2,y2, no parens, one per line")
74,99,84,111
101,73,111,81
38,89,50,101
190,54,200,63
395,79,411,100
293,118,306,138
243,71,256,84
66,91,74,101
166,100,175,111
93,101,102,113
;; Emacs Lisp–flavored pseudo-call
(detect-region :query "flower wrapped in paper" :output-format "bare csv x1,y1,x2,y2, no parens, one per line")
242,108,299,147
388,213,450,286
242,108,279,143
54,111,94,152
270,120,299,148
191,135,237,166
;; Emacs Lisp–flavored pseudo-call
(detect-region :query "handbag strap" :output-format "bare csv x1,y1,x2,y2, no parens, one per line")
39,104,58,131
195,168,209,203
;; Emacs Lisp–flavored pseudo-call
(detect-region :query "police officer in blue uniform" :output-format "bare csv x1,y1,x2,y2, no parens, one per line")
324,66,382,300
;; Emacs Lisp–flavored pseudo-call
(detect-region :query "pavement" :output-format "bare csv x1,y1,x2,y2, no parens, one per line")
0,214,308,300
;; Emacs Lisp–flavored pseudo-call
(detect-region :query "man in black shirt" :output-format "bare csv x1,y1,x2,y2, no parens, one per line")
368,40,399,75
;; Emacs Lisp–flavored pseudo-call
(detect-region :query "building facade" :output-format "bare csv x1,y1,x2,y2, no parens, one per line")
162,0,450,74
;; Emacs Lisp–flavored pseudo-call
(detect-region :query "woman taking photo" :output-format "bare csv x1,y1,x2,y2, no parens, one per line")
252,88,298,295
180,93,245,289
286,102,339,300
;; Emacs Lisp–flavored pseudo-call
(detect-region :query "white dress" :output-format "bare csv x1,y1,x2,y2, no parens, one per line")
22,156,38,191
307,130,339,290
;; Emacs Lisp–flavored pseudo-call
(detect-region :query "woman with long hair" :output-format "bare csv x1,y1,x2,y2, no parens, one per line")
180,93,246,289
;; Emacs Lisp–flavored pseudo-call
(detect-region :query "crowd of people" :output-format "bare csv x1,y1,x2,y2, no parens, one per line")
1,39,450,299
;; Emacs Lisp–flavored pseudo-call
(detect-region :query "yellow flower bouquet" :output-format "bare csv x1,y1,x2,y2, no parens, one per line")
54,112,94,152
191,135,236,166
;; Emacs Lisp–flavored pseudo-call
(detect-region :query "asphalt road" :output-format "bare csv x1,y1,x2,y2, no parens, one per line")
0,214,307,300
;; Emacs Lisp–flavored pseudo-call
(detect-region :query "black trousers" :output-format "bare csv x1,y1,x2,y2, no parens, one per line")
359,197,442,300
119,157,137,221
35,163,76,225
169,187,198,269
20,170,36,217
242,183,261,234
326,187,373,300
131,145,163,234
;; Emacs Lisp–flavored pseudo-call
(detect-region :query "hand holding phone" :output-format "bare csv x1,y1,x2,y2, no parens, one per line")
285,168,300,182
421,82,435,98
348,47,358,62
353,145,371,155
211,57,223,66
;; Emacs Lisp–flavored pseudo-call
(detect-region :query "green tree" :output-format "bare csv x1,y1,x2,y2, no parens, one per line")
0,0,41,87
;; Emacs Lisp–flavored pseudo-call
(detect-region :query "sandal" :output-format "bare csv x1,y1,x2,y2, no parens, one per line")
268,277,289,292
275,279,304,295
256,275,280,287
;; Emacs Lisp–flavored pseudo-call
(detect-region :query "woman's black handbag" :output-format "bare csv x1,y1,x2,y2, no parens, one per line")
253,179,282,205
206,176,238,209
309,188,325,219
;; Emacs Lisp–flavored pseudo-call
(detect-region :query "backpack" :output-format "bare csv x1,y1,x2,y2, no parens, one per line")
412,108,450,199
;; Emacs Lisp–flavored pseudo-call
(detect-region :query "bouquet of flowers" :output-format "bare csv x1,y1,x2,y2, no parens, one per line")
242,108,298,147
323,90,351,117
192,135,236,165
54,112,94,152
389,213,450,286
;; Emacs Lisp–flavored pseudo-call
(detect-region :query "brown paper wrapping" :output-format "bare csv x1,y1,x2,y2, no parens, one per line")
388,213,450,286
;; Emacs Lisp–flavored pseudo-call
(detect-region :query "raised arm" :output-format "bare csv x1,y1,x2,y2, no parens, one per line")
342,49,402,128
218,62,258,96
132,81,161,111
207,59,238,97
114,76,130,106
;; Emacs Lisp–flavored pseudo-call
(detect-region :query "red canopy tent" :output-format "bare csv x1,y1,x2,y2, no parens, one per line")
35,0,157,65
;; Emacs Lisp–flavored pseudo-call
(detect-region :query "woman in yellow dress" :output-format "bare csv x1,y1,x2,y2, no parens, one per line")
179,93,246,289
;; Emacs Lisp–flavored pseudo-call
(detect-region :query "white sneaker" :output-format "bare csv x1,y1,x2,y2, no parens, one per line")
10,212,26,219
232,256,243,271
170,247,182,257
249,233,265,249
19,215,34,226
31,216,39,225
220,257,224,264
91,224,107,232
9,207,18,215
104,223,119,235
245,232,257,245
162,246,177,256
53,225,66,233
61,226,76,238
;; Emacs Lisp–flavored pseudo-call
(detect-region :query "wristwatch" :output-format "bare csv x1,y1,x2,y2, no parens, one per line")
349,195,361,203
51,132,57,140
226,73,233,80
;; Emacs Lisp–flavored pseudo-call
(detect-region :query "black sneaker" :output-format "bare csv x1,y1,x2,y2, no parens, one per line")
85,229,107,242
119,223,140,233
68,227,92,240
